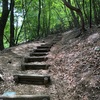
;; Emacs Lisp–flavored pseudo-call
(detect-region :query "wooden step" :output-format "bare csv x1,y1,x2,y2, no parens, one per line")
24,57,48,63
21,63,50,70
41,43,53,47
30,52,48,56
14,74,51,85
37,46,51,49
0,95,50,100
34,48,50,52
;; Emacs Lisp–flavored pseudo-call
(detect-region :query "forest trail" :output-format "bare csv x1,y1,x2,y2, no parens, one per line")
0,26,100,100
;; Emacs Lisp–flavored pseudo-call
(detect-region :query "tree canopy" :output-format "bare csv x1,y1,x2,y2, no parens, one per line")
0,0,100,50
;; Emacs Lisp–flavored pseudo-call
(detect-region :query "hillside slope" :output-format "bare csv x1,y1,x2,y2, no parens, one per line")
0,26,100,100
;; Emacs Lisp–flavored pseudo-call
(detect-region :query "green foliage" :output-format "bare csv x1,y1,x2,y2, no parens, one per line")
0,0,100,48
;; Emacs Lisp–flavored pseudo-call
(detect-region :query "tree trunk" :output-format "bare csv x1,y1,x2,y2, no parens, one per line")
92,0,98,25
89,0,92,28
22,0,27,41
0,0,10,50
41,0,45,37
10,0,15,47
48,0,51,34
62,0,85,31
37,0,41,38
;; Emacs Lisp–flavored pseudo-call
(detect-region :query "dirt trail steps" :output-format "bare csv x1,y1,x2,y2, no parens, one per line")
21,63,50,70
23,56,48,63
14,74,51,85
30,52,48,56
0,35,62,100
0,95,50,100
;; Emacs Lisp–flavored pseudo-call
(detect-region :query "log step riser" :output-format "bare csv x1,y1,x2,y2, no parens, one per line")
30,53,48,56
41,44,53,47
21,64,50,70
14,75,51,85
24,57,48,63
0,95,50,100
37,46,51,49
34,49,50,53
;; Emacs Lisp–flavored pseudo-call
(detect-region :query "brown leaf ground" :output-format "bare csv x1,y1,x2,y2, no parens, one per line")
0,26,100,100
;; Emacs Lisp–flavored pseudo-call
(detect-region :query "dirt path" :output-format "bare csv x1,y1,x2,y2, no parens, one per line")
0,27,100,100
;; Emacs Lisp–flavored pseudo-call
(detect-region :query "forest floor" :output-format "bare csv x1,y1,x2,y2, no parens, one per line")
0,26,100,100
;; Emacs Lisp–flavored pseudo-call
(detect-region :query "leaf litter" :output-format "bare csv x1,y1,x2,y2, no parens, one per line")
0,27,100,100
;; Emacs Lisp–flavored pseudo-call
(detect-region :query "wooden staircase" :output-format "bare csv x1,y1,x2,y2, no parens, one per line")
21,63,50,70
0,35,62,100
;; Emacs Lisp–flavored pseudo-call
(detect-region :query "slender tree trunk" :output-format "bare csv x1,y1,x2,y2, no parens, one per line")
0,0,10,50
48,0,51,34
62,0,85,31
22,0,27,41
92,0,98,25
10,0,15,47
37,0,41,38
15,15,18,42
41,0,45,37
45,14,48,36
89,0,92,28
